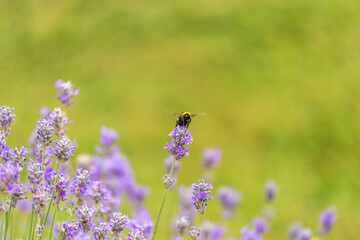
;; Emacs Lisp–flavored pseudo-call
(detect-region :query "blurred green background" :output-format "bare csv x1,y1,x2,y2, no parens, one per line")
1,0,359,238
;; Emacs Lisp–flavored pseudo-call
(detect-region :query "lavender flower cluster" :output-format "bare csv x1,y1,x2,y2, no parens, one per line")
0,80,337,240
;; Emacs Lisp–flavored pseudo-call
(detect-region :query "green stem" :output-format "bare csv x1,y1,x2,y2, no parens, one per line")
60,201,77,240
40,161,63,240
152,157,176,240
0,214,3,240
32,215,38,240
4,199,13,240
28,212,34,240
49,208,57,240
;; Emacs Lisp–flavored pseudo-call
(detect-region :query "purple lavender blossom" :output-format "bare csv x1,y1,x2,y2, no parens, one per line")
199,220,226,240
127,225,145,240
88,181,110,204
240,226,262,240
265,180,278,203
13,146,27,166
299,228,312,240
175,216,191,236
110,212,128,237
179,186,197,220
94,222,110,240
165,126,193,160
131,206,154,238
162,174,176,189
69,168,92,200
192,180,214,215
218,187,241,219
189,226,201,240
32,186,51,217
0,106,15,138
60,221,80,240
319,207,336,235
252,218,269,235
202,148,222,170
100,126,119,146
288,223,302,240
50,107,69,137
76,205,96,233
36,119,53,147
127,184,149,207
54,174,70,209
54,137,75,162
27,158,44,191
164,156,180,175
1,146,15,163
55,79,80,107
0,161,22,194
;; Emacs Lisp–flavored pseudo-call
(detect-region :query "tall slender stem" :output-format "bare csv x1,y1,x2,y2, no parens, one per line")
31,215,38,240
49,208,57,240
28,212,34,240
40,161,63,240
4,199,13,240
152,157,176,240
0,214,3,240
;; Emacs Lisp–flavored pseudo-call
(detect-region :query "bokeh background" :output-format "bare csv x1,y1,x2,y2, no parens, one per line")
1,0,359,238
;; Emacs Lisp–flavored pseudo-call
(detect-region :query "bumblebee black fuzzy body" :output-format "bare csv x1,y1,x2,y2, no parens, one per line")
175,112,192,128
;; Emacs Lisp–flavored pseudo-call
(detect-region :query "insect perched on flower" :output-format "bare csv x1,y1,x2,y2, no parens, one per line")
169,111,205,129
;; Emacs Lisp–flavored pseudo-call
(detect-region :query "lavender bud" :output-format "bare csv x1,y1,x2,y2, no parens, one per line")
50,107,69,137
218,187,241,219
252,217,269,235
13,146,27,166
94,222,110,240
76,205,96,233
299,228,312,240
288,223,302,240
192,180,214,215
127,226,145,240
69,168,91,199
199,220,226,240
165,126,193,160
36,119,53,147
265,180,278,203
55,79,79,107
54,137,75,162
319,207,336,235
88,181,110,204
1,146,15,163
36,224,44,237
175,216,191,236
0,106,15,138
202,148,222,170
189,226,201,240
32,186,51,217
110,212,128,237
162,174,176,189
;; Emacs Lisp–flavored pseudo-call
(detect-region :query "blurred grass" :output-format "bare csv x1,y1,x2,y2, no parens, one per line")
1,0,360,238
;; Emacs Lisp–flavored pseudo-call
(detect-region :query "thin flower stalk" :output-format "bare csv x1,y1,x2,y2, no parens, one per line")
152,157,176,240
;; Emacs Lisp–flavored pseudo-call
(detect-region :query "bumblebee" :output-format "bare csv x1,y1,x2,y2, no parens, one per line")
173,111,205,128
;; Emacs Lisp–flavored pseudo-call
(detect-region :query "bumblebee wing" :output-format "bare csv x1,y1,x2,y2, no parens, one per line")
165,110,181,116
191,112,207,117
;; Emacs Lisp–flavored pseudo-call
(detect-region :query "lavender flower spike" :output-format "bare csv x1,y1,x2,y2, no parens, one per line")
288,223,302,240
162,174,176,189
265,180,278,203
218,187,241,219
175,216,191,236
165,126,193,160
110,212,128,237
189,226,201,240
37,119,53,147
252,217,269,235
0,106,15,138
54,137,75,162
299,228,312,240
192,180,214,215
55,79,79,107
94,222,110,240
76,205,96,233
319,207,336,235
202,148,222,170
50,107,69,137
